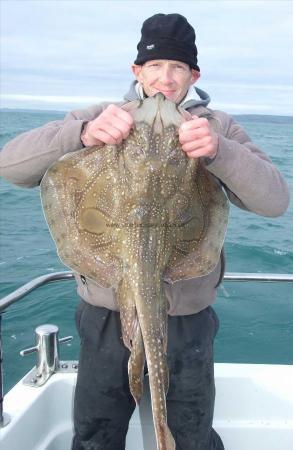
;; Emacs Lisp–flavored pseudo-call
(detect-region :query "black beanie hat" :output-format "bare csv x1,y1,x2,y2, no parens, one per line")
134,13,200,71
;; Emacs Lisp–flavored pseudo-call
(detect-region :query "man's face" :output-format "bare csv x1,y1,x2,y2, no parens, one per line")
132,60,200,103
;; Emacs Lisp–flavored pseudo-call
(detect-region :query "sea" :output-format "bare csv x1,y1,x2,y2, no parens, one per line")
0,109,292,394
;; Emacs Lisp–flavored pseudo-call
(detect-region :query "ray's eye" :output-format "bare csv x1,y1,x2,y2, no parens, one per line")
168,157,179,166
130,147,146,159
167,154,184,172
167,146,186,169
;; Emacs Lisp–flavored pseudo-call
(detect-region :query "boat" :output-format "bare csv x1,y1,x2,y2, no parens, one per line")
1,271,293,450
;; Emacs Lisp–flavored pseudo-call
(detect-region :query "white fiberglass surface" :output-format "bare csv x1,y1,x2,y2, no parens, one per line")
1,364,293,450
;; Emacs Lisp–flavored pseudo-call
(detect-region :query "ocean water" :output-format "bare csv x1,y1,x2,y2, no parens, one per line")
0,109,292,394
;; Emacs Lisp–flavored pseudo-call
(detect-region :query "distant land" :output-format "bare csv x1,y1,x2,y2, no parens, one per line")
0,108,66,114
0,108,292,123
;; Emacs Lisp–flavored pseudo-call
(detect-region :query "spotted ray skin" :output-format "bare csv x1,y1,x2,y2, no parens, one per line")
40,94,229,450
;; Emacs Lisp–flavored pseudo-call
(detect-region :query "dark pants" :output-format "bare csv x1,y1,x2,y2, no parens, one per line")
72,301,224,450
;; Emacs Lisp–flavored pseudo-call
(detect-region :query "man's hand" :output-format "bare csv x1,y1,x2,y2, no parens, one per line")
81,104,134,147
179,116,219,159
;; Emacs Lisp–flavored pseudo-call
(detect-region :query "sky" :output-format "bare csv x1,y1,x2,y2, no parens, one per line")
1,0,293,115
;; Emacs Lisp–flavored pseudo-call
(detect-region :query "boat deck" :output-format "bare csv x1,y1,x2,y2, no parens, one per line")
1,271,293,449
1,363,293,450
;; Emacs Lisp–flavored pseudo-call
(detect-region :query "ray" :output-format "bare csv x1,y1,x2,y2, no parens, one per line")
40,93,229,450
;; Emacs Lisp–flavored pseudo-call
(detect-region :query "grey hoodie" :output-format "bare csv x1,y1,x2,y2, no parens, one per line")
0,84,289,315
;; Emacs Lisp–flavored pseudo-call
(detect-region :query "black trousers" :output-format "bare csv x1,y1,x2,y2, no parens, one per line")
72,301,224,450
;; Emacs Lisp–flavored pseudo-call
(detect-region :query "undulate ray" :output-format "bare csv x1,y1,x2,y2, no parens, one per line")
40,93,229,450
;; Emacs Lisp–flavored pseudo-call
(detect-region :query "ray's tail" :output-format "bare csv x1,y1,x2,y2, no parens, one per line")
138,288,175,450
117,274,175,450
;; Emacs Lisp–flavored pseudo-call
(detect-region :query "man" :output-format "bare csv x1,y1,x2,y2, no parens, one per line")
0,13,289,450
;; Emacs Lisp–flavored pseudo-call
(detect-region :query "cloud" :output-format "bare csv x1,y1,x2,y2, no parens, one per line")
1,0,293,114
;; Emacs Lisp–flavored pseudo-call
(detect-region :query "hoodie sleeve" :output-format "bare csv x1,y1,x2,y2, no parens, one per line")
0,104,106,188
206,111,290,217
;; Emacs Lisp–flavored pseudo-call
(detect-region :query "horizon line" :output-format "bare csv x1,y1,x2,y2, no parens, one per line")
1,106,292,119
1,94,293,117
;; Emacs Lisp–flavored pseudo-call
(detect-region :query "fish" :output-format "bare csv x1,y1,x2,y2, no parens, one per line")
40,93,229,450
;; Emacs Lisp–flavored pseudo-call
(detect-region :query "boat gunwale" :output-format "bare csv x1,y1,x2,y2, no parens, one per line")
1,271,293,313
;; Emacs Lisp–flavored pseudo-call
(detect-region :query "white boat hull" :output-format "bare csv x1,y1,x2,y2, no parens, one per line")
1,363,293,450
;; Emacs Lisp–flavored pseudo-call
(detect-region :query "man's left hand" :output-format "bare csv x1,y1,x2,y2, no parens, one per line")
179,116,218,159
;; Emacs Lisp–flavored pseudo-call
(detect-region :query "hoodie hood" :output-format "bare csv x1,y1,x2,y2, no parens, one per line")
124,81,210,110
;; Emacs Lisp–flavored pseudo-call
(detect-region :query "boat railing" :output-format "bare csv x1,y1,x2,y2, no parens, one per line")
1,270,293,313
1,270,293,427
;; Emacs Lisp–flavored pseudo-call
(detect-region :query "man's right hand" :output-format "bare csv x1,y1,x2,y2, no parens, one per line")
81,104,134,147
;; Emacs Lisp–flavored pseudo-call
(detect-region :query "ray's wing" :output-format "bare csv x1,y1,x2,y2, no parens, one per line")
40,145,123,288
164,165,229,282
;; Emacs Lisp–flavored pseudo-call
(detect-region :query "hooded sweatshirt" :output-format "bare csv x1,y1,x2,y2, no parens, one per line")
0,83,289,315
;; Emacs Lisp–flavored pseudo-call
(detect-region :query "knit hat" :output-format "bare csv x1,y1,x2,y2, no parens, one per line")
134,13,200,71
